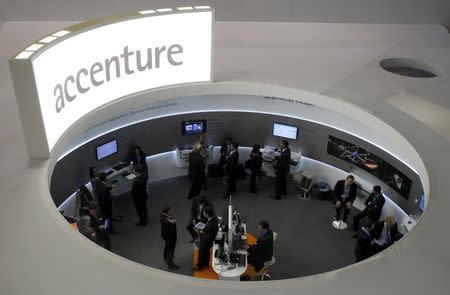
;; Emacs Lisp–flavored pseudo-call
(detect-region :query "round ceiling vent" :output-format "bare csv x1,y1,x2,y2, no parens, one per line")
379,58,438,78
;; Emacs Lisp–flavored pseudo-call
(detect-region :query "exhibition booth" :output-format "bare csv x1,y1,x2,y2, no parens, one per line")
7,4,443,290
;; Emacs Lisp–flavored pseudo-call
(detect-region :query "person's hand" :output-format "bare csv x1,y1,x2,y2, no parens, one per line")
192,219,197,225
200,230,203,234
346,202,352,210
335,201,341,208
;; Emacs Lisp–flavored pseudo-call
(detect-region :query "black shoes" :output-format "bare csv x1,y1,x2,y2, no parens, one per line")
270,195,281,200
136,222,147,227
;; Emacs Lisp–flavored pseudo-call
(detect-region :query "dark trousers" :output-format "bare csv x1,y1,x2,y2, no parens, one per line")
275,172,287,198
248,253,264,272
96,229,112,251
371,243,387,255
197,246,211,269
335,204,351,222
99,199,114,231
250,171,257,193
163,238,177,267
133,195,148,225
353,209,381,231
186,218,200,240
188,180,203,199
227,174,237,196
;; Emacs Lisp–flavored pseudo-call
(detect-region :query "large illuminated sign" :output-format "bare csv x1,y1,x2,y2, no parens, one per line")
10,9,213,156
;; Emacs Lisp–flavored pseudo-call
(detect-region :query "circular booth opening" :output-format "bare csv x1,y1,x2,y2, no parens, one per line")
379,58,438,78
52,107,425,281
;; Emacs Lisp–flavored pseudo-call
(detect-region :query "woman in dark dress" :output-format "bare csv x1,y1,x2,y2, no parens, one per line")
249,144,263,193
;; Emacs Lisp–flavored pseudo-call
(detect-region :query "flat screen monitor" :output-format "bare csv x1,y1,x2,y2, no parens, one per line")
96,139,118,161
419,192,425,211
273,122,298,140
182,120,206,135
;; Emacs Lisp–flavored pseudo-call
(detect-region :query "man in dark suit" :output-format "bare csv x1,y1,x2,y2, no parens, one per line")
160,206,179,270
354,217,374,262
218,136,233,175
194,206,219,270
97,172,114,233
131,164,148,226
271,140,291,200
352,185,385,233
224,142,239,198
89,166,100,207
186,195,212,242
188,145,205,199
371,216,399,255
247,220,274,272
333,175,357,223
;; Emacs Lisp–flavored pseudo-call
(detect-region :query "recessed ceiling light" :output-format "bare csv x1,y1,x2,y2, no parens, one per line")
15,51,34,59
39,36,58,43
25,44,44,51
52,30,70,37
156,8,173,12
177,6,194,11
139,9,156,15
194,6,210,9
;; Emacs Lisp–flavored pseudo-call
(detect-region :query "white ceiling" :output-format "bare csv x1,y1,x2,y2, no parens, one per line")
0,0,449,29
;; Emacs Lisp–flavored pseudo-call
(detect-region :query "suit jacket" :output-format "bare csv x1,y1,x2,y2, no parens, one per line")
131,174,148,200
249,229,274,264
334,180,357,204
249,151,263,173
131,154,148,177
160,212,177,241
354,227,372,261
188,151,205,182
275,148,291,174
90,177,100,206
364,193,385,221
199,216,219,249
371,221,399,244
225,151,239,177
96,181,112,206
191,198,212,221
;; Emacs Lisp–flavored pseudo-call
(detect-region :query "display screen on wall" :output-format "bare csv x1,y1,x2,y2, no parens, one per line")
30,11,213,151
96,139,118,161
273,123,298,140
327,135,412,199
182,120,206,135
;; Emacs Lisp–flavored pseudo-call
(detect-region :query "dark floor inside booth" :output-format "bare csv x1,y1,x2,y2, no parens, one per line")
110,175,357,280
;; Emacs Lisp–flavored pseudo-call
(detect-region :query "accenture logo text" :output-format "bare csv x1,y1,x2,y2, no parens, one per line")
54,44,184,113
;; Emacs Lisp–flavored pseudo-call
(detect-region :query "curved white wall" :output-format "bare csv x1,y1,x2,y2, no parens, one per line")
2,21,450,295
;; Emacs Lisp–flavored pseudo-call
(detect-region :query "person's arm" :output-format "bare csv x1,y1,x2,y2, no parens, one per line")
334,181,342,203
348,183,357,204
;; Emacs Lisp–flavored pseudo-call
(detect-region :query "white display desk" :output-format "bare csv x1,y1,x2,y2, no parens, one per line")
212,224,248,281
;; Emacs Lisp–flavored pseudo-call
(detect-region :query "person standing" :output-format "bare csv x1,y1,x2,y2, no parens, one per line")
271,140,291,200
97,172,114,233
333,175,357,223
249,144,263,194
186,195,212,243
89,166,100,207
74,185,96,218
160,206,179,270
131,145,148,182
352,185,385,233
224,142,239,198
370,216,399,255
354,217,374,262
193,206,218,270
218,136,233,176
188,145,206,199
131,164,148,226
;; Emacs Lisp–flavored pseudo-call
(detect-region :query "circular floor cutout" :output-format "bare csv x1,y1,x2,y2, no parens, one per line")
379,58,438,78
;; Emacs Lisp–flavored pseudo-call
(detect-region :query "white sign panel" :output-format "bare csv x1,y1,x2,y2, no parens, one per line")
273,122,298,140
32,11,212,150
